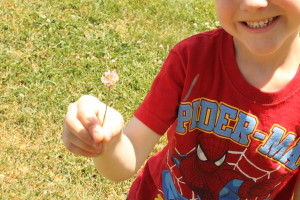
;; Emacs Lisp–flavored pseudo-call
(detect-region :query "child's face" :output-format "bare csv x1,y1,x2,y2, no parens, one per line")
214,0,300,56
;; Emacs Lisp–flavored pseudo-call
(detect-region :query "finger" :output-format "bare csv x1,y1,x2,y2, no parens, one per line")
63,138,99,157
76,96,106,143
62,127,102,154
64,103,98,146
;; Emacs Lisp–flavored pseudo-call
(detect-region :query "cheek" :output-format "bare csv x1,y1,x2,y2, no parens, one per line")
279,0,300,27
273,0,299,5
214,4,234,27
273,0,300,13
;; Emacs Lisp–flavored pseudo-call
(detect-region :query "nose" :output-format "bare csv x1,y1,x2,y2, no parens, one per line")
240,0,268,12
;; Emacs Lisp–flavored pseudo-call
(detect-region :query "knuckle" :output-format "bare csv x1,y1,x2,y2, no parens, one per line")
67,102,76,111
64,116,74,129
85,116,97,125
79,95,93,102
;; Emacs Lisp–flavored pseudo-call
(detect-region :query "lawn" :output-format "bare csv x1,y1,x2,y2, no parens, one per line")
0,0,217,199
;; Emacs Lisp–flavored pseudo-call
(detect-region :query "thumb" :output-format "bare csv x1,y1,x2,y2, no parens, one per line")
76,95,106,143
91,123,104,143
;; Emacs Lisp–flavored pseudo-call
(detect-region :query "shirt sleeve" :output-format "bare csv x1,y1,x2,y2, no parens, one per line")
134,49,186,135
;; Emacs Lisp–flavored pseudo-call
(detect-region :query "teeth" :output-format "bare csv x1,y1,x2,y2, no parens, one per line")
245,17,275,28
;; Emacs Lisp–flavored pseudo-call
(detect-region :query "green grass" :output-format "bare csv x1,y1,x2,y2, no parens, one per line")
0,0,217,199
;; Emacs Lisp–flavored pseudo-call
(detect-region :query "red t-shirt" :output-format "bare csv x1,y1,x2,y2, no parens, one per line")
129,28,300,200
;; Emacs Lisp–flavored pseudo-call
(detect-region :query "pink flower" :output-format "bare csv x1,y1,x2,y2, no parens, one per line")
101,70,119,89
100,70,119,128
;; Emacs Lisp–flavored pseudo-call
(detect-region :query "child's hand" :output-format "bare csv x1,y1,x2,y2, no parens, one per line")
62,95,124,157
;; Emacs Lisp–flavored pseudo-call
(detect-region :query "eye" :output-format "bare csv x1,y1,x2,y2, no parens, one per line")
197,144,208,161
215,154,226,166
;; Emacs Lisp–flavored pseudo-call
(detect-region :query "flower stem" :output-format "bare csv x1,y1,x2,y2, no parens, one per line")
102,88,111,126
102,105,108,126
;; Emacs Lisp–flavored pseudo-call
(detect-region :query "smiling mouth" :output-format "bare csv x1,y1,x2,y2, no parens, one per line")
243,16,279,29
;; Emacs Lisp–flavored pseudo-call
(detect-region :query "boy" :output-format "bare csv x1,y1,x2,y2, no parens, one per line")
62,0,300,199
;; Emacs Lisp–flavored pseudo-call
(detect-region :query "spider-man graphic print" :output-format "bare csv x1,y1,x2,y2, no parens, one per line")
162,133,281,200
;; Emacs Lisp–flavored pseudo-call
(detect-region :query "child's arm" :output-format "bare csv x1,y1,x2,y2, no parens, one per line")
93,116,161,181
62,95,161,181
294,173,300,200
